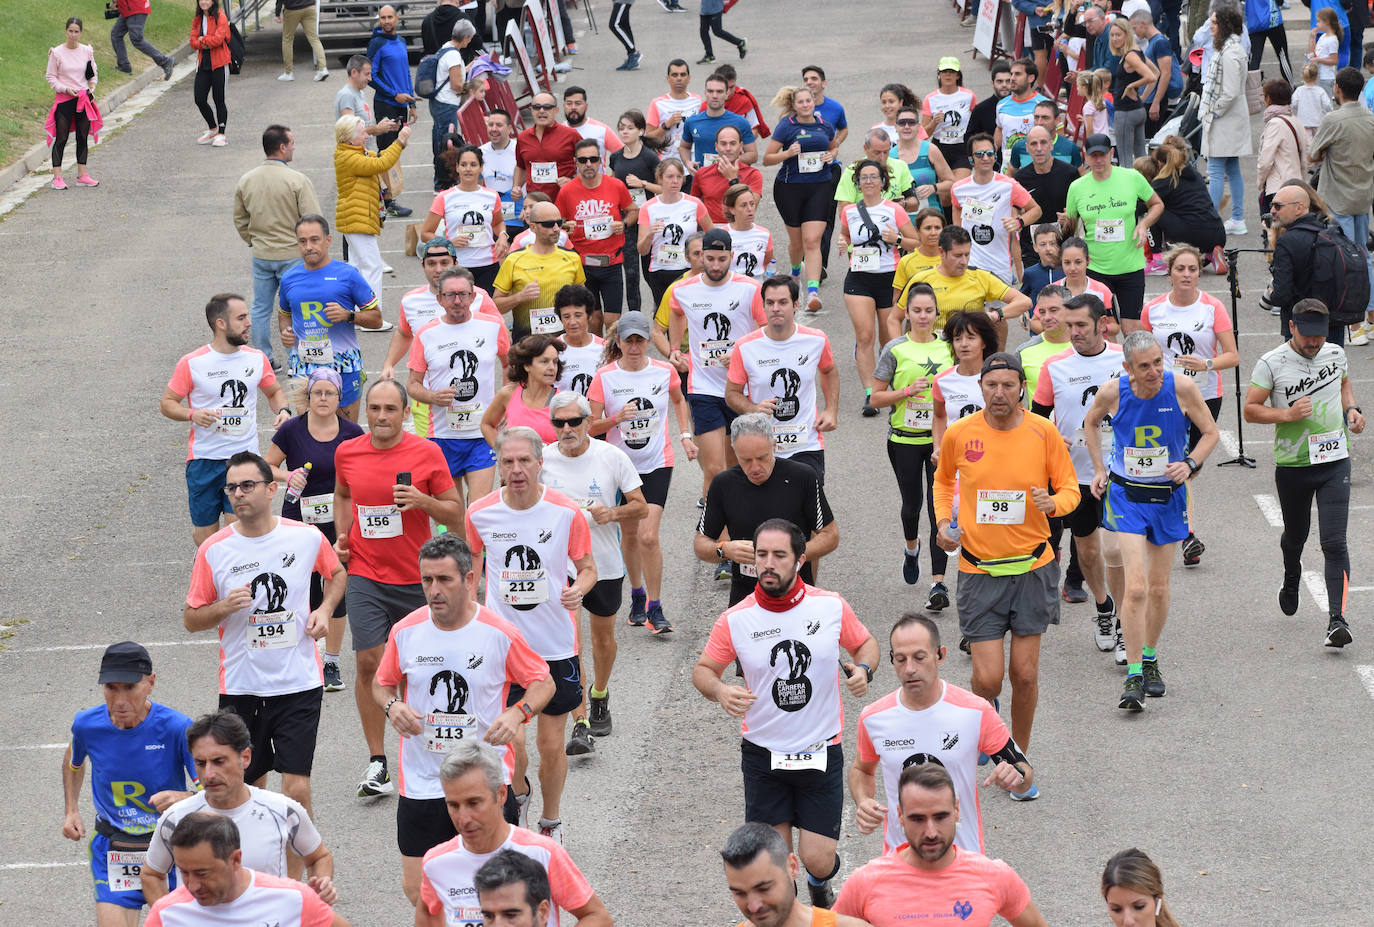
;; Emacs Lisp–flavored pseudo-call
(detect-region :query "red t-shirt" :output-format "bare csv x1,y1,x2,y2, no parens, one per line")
555,176,634,262
333,432,455,586
691,162,764,224
515,124,583,199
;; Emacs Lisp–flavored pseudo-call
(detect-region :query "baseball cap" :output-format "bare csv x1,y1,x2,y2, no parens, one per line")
980,352,1025,379
616,312,652,339
98,641,153,684
420,237,457,259
938,57,962,73
701,228,733,251
1083,133,1113,154
1292,303,1330,336
1121,0,1152,18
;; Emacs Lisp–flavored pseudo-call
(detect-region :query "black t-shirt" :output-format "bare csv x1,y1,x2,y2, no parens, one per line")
1013,158,1080,254
967,94,1008,168
1152,165,1225,232
269,414,366,537
698,457,835,604
610,147,661,218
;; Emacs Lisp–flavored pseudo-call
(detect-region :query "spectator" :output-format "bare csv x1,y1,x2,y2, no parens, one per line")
1132,8,1183,136
1013,126,1081,260
609,0,640,71
1076,70,1111,137
1201,5,1252,235
275,0,328,81
45,17,101,190
421,0,467,57
1293,61,1335,136
233,124,322,367
1011,0,1055,89
1143,137,1227,273
1191,1,1250,80
1306,8,1342,96
1362,48,1374,112
429,19,477,169
367,5,417,218
1267,180,1357,340
1108,19,1159,166
1246,0,1293,85
188,0,231,148
334,114,410,328
1310,66,1374,339
1257,80,1306,218
110,0,174,78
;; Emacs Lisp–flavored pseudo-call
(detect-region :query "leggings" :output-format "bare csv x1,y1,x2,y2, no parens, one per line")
1275,457,1350,619
644,266,681,311
1113,105,1148,166
51,98,90,167
609,2,636,53
194,65,228,133
699,13,743,57
621,236,642,313
885,440,949,576
1248,25,1294,85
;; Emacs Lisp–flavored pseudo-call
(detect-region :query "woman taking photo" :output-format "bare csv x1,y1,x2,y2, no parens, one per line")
609,110,664,316
637,157,711,309
892,105,955,214
1101,848,1181,927
335,113,410,330
724,183,774,280
189,0,232,147
420,144,507,291
588,315,697,632
265,368,365,693
481,333,565,447
837,159,918,414
45,17,100,189
1107,18,1159,166
1201,5,1252,235
869,283,956,609
763,85,839,313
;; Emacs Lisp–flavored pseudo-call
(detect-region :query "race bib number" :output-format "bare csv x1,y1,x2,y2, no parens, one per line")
299,335,334,367
300,493,333,524
107,851,145,893
623,404,659,441
771,749,827,772
446,906,485,927
448,401,484,427
1172,358,1198,378
215,407,252,437
530,307,563,334
1308,429,1346,464
738,561,758,578
458,224,489,246
975,489,1026,525
1124,446,1168,479
773,423,807,449
583,215,613,241
530,161,557,184
501,199,516,221
247,611,297,650
424,712,477,753
903,400,933,430
630,187,647,207
962,197,993,220
798,152,824,174
1094,218,1125,243
358,503,402,539
500,569,548,605
656,243,685,267
701,339,734,368
850,245,881,272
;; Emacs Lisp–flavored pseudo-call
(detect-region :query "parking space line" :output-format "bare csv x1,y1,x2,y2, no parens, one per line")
1355,666,1374,700
1217,429,1239,457
1,640,217,655
1349,586,1374,593
0,861,85,870
1252,494,1284,527
1303,570,1328,614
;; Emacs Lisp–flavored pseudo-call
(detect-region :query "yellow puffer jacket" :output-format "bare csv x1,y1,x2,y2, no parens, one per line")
333,140,404,235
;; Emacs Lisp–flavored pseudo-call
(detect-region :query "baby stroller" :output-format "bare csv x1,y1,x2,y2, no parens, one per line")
1147,91,1201,157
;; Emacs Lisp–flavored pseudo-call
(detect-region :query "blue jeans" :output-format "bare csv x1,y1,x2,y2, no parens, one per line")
109,13,168,70
1332,212,1374,315
251,256,302,358
1206,156,1244,221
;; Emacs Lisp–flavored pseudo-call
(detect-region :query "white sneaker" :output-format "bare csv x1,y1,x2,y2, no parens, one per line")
1223,218,1248,235
1113,622,1127,666
383,263,395,275
553,60,573,73
314,69,330,82
1093,596,1116,652
356,759,393,797
538,819,564,843
211,134,228,148
277,72,295,81
1349,325,1370,346
197,129,217,145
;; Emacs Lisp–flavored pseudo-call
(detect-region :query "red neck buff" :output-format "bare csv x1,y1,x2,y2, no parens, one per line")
754,574,806,612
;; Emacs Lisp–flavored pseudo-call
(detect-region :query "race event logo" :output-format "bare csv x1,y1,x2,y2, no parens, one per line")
769,640,813,711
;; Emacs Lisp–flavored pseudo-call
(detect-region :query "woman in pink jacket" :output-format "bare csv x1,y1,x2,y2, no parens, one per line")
189,0,232,146
45,17,101,189
1256,79,1307,220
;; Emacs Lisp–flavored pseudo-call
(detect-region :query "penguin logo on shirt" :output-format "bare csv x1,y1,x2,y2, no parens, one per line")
735,250,759,277
429,670,470,713
449,349,480,402
704,312,732,341
571,373,592,396
1166,331,1196,358
771,368,802,421
624,397,655,450
902,752,947,769
249,573,289,614
957,402,980,420
220,379,249,408
769,640,813,711
504,546,542,612
970,224,995,246
663,222,685,246
459,209,487,229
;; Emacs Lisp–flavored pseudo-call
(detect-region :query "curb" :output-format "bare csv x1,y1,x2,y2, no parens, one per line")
0,41,191,195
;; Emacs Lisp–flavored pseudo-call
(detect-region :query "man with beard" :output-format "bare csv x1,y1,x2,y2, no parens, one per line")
965,61,1013,170
834,763,1047,927
366,4,416,218
562,87,624,164
694,518,878,909
720,822,871,927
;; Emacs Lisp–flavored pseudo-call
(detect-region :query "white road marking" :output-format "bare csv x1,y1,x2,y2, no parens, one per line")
1252,493,1285,527
1218,429,1239,458
1355,665,1374,700
1349,586,1374,593
0,743,65,751
1303,570,1328,614
1,640,217,655
0,861,86,870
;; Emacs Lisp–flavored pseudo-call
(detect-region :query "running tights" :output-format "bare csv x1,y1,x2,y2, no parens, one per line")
195,65,228,133
610,3,635,54
885,440,949,576
1275,457,1350,619
51,98,89,167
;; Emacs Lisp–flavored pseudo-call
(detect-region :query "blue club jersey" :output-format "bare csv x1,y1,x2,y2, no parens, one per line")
1109,371,1190,483
277,259,378,359
70,702,196,835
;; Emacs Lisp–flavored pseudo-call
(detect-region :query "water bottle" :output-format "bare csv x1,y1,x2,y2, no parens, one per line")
284,462,312,505
766,259,777,277
946,517,961,543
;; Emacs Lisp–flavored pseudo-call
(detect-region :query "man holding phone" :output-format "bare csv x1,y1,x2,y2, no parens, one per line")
334,378,466,799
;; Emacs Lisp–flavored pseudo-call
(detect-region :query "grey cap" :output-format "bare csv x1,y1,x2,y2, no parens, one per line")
616,312,652,339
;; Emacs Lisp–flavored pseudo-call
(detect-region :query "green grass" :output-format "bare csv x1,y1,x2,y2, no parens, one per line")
0,0,197,163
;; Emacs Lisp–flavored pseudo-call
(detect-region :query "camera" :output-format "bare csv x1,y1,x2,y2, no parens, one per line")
105,2,119,19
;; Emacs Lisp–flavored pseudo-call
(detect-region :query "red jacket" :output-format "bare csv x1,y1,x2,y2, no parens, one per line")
726,86,771,138
189,11,232,70
117,0,152,15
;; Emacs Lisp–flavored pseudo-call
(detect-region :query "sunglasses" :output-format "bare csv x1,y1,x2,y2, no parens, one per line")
530,103,557,111
896,119,919,127
576,156,601,164
530,219,562,228
971,149,996,158
551,416,586,428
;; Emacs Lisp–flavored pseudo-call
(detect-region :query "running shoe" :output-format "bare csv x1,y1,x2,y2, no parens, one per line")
277,72,296,81
1094,598,1116,652
656,0,672,9
627,591,647,626
1181,533,1204,566
1113,621,1126,666
1062,582,1088,603
1210,245,1229,276
714,562,732,581
385,200,413,218
162,59,176,81
197,129,217,144
566,42,578,54
646,604,673,634
357,759,393,797
668,2,687,10
1141,660,1165,697
514,778,531,827
861,398,879,417
806,290,822,313
323,662,346,692
697,54,716,64
588,693,612,736
1279,566,1301,616
539,819,564,843
211,134,229,147
807,879,835,910
616,51,642,70
1223,218,1247,236
902,542,921,585
1349,325,1371,347
1009,784,1040,801
1325,616,1353,648
51,177,68,190
1144,256,1168,276
737,38,748,59
926,581,950,611
1118,675,1144,711
565,719,595,755
959,635,971,655
363,320,396,332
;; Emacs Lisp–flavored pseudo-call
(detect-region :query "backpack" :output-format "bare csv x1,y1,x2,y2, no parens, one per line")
415,51,442,99
1309,223,1371,324
227,22,245,74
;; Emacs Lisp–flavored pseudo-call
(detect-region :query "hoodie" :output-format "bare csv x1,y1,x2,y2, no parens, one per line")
366,26,413,107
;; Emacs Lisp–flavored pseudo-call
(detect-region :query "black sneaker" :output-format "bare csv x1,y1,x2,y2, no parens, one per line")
1278,567,1301,616
357,758,393,797
861,398,879,417
1181,533,1205,566
627,592,647,627
162,59,176,81
646,604,673,634
656,0,672,9
958,635,971,655
926,581,950,611
565,720,595,756
116,62,133,74
588,693,612,736
737,38,748,59
1119,675,1145,711
902,543,921,585
385,199,413,218
807,878,835,910
714,562,732,581
1061,582,1088,603
323,661,346,692
697,54,716,64
1325,616,1353,648
1141,660,1166,697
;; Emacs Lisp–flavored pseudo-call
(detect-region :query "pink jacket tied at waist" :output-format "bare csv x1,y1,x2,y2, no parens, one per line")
46,89,104,148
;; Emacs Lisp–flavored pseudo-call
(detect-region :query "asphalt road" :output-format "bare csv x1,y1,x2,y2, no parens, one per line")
2,4,1372,926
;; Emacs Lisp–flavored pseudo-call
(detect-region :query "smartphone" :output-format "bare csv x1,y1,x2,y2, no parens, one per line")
396,472,412,486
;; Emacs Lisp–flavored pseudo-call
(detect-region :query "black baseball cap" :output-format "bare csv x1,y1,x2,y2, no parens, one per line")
1084,134,1113,154
1292,304,1330,336
98,641,153,684
980,351,1025,379
420,236,456,259
701,228,733,251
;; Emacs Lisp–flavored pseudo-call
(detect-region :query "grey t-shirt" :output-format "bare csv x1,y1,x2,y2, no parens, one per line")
334,84,374,127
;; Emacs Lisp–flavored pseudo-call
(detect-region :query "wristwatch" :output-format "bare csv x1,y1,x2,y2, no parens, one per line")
1183,455,1202,474
347,310,356,323
1205,358,1213,371
716,545,727,561
857,663,874,683
517,701,535,723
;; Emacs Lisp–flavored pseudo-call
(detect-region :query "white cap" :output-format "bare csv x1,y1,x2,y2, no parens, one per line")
1121,0,1152,20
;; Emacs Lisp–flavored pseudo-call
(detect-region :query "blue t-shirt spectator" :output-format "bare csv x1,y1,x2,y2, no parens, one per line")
681,110,754,165
771,116,837,183
1141,32,1184,102
1020,262,1064,303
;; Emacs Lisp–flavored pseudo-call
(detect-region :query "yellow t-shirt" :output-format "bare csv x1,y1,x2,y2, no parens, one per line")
493,247,586,336
653,270,695,352
905,267,1011,329
891,249,943,304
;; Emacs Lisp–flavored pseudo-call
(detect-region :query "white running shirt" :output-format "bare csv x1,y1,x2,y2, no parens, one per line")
408,317,511,438
727,326,835,457
146,787,322,878
668,272,766,396
540,439,644,580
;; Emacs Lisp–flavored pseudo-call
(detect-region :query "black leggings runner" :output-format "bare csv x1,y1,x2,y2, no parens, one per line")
609,2,635,54
51,98,90,167
621,236,642,314
885,440,949,576
1275,457,1350,619
699,13,743,58
194,65,228,133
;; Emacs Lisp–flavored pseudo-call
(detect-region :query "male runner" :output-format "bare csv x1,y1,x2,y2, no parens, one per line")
721,822,871,927
645,59,702,154
381,237,455,437
555,139,635,334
